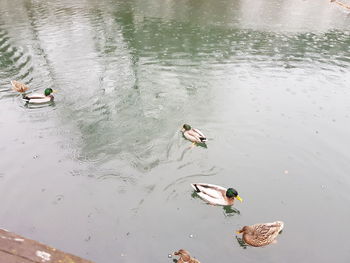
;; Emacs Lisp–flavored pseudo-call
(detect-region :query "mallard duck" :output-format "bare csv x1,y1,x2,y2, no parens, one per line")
11,80,29,93
236,221,284,247
11,80,56,104
191,183,242,206
181,124,207,144
173,249,200,263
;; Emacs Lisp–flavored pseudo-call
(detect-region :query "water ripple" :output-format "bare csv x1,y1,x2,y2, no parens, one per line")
0,28,34,99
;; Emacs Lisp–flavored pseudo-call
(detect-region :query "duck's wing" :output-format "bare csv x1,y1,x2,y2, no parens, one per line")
191,183,227,205
24,94,52,104
174,250,191,262
245,222,284,246
25,93,45,99
11,80,29,93
192,128,207,142
192,128,206,138
191,183,226,198
184,130,201,143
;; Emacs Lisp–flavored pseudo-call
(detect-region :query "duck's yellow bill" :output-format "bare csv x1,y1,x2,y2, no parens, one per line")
52,90,58,93
236,195,243,202
236,231,241,234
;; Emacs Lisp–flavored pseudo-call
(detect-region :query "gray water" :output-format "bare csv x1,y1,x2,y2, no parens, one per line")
1,0,350,262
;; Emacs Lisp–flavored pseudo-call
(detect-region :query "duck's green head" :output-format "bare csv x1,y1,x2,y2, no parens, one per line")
44,88,54,96
226,188,243,202
183,124,191,131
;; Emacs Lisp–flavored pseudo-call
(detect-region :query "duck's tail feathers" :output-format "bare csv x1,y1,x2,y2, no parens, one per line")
200,137,207,142
276,221,284,230
191,183,201,192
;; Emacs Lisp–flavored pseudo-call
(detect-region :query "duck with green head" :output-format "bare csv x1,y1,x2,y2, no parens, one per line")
181,124,207,145
191,183,243,206
11,80,57,104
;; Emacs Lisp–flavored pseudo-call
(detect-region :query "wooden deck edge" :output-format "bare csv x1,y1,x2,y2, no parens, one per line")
0,228,94,263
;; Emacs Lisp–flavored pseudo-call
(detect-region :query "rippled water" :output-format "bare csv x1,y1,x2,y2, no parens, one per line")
1,0,350,262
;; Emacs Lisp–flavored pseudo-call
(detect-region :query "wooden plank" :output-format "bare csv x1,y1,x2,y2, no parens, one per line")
0,250,34,263
0,229,94,263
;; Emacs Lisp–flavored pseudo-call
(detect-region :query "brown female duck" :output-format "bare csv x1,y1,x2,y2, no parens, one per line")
173,249,200,263
236,221,284,247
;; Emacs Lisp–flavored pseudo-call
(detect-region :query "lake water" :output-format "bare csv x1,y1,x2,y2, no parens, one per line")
1,0,350,262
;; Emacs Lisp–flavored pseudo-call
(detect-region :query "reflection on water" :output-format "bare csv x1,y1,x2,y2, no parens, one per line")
24,101,55,109
1,0,350,263
0,28,33,97
223,205,240,216
3,0,349,173
191,191,201,200
235,236,248,249
191,192,240,216
26,4,350,170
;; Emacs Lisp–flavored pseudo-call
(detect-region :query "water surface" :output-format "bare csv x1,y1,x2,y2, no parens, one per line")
1,0,350,262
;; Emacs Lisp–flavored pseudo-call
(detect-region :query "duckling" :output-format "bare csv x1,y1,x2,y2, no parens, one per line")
236,221,284,247
191,183,242,206
181,124,207,145
173,249,200,263
11,80,56,104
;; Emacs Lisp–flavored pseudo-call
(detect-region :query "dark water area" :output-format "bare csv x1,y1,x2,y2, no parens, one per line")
1,0,350,262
